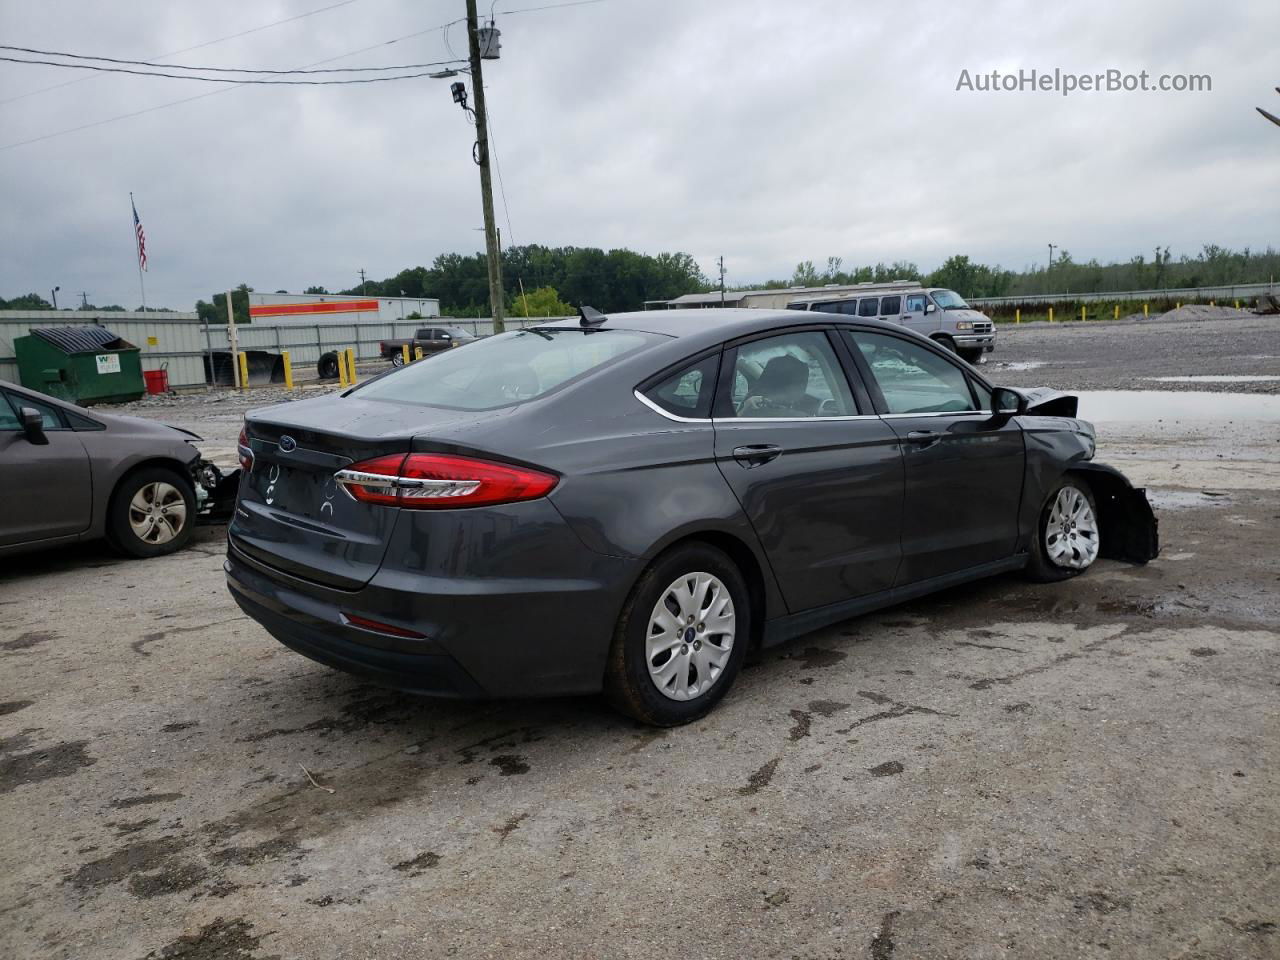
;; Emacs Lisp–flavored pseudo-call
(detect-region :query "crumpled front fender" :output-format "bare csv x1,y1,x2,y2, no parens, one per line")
1068,462,1160,563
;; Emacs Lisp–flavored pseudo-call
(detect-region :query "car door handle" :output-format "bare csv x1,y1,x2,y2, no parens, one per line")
732,444,783,467
905,430,941,448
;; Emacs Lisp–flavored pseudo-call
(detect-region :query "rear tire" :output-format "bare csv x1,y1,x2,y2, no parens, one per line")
106,467,196,559
1025,478,1100,582
390,352,406,368
604,543,750,726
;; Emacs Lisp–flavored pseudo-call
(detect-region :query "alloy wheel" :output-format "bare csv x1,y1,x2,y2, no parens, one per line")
1045,485,1099,569
128,481,188,545
646,572,736,701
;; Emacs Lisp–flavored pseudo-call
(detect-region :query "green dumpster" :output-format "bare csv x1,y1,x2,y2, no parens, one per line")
13,325,145,405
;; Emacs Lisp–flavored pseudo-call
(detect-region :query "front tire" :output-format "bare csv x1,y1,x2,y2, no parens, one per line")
959,347,984,365
106,467,196,559
604,543,751,726
1025,478,1100,582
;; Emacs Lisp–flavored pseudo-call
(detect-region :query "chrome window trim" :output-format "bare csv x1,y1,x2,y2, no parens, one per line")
879,409,988,419
633,390,883,424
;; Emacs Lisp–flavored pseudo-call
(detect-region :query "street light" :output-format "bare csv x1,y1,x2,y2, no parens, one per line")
51,285,60,309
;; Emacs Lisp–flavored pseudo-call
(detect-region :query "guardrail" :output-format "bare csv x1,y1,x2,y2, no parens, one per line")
969,281,1276,308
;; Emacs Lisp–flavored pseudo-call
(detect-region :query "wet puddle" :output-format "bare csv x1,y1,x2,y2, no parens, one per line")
1072,390,1280,423
1141,375,1280,384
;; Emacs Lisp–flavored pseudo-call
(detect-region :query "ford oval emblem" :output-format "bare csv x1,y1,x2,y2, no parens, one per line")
278,435,297,453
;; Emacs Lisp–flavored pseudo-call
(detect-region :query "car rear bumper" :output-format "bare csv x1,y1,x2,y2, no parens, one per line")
225,509,642,698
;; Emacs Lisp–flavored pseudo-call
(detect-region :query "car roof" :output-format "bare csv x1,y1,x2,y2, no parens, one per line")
531,308,926,348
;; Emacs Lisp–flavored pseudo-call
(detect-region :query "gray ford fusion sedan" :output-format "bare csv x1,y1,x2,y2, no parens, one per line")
225,309,1158,725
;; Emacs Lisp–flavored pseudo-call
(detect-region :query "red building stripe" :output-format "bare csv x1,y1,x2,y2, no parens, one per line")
249,299,380,318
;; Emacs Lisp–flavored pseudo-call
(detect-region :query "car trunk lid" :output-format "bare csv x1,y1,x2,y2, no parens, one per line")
231,394,502,589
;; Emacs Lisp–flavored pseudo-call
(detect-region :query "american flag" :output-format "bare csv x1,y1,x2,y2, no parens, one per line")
132,197,147,272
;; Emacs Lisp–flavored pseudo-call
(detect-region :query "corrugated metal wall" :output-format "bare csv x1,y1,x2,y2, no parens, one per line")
2,311,561,389
0,311,206,387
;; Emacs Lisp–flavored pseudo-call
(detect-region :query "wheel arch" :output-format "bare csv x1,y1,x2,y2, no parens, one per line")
105,456,197,522
635,529,775,653
1064,463,1160,563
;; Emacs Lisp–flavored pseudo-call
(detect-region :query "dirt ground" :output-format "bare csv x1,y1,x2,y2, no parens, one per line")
2,312,1278,959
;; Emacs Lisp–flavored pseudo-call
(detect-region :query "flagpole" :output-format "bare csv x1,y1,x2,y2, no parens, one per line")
131,192,147,311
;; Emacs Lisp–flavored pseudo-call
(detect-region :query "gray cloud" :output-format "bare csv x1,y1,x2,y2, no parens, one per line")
1,0,1277,308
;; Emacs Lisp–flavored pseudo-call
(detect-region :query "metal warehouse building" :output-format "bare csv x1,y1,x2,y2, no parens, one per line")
248,292,441,325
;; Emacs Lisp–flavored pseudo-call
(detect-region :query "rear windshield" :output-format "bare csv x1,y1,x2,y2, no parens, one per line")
355,328,664,410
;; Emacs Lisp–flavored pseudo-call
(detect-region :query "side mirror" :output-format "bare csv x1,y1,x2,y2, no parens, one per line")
991,388,1026,417
924,303,937,314
20,407,48,445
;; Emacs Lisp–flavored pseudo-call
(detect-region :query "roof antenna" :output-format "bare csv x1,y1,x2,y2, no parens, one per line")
579,305,607,327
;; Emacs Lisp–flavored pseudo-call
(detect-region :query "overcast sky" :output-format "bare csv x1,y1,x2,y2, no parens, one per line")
1,0,1277,309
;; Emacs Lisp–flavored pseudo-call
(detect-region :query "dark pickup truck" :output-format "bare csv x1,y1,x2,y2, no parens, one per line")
379,325,477,366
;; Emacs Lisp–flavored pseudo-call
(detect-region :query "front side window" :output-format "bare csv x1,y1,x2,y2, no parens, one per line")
3,392,66,430
642,355,718,418
357,328,664,410
0,393,20,431
857,297,880,317
905,294,927,313
726,331,857,419
847,332,978,414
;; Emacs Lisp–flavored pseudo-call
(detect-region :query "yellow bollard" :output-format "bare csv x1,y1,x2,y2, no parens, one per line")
1144,303,1149,318
1015,308,1021,324
1209,300,1215,307
1176,301,1181,309
1235,299,1240,309
345,348,358,385
1114,305,1119,320
401,343,410,366
414,345,424,361
238,352,249,391
282,350,294,389
1081,305,1087,322
1048,307,1054,323
338,351,349,387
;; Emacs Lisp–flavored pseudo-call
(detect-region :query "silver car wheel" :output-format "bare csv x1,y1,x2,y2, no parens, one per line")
1045,484,1099,569
390,353,405,367
128,481,188,546
646,572,736,702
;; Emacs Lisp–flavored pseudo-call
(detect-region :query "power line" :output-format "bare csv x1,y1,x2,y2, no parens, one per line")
0,43,464,75
0,54,466,85
0,0,360,106
0,19,473,151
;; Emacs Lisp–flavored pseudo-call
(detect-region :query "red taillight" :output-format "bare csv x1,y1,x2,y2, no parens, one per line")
334,453,557,510
237,425,253,472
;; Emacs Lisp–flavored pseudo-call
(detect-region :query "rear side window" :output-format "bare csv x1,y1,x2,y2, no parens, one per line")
811,301,841,314
880,295,902,315
857,297,880,317
357,328,663,410
725,331,857,418
642,355,718,418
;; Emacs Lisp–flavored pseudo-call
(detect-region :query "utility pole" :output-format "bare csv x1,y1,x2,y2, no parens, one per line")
466,0,505,333
358,268,368,295
78,291,89,309
1047,243,1056,292
717,256,726,307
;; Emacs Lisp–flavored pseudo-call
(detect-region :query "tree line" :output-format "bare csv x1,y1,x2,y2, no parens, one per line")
782,245,1280,300
6,242,1276,322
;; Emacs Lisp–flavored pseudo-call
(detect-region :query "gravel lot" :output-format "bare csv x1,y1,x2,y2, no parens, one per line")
2,312,1277,959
